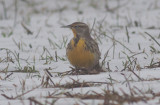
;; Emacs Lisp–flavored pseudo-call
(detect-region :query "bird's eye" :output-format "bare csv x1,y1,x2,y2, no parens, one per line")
75,26,79,28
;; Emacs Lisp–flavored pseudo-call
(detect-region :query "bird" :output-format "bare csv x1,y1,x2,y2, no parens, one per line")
62,22,102,73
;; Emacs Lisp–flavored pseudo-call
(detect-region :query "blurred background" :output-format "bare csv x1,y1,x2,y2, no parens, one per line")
0,0,160,71
1,1,160,105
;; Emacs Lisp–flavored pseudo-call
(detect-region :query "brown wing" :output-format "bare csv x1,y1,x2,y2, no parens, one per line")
85,38,101,64
66,39,72,56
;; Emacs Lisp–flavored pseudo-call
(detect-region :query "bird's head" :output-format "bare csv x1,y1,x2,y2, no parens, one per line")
62,22,90,38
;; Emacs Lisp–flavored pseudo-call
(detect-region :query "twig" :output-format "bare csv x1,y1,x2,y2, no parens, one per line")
44,69,55,86
28,97,43,105
45,69,53,77
14,85,41,99
3,73,13,80
1,94,14,99
1,85,41,99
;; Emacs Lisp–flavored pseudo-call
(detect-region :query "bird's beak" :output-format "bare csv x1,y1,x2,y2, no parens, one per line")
61,25,71,28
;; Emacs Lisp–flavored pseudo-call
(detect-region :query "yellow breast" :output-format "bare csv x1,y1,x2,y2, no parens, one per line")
67,38,95,69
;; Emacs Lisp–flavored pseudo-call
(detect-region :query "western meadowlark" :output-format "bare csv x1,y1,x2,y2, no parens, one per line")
62,22,101,73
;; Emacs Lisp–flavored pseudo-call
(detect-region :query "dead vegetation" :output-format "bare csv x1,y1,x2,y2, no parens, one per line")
3,82,160,105
54,67,106,76
2,69,160,105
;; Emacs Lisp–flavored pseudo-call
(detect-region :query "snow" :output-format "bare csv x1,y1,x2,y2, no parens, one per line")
1,0,160,105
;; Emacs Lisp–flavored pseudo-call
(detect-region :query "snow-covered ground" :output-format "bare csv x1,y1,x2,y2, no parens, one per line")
1,0,160,105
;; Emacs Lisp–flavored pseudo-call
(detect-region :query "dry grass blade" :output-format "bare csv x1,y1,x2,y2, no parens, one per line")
129,70,143,81
145,32,160,47
21,22,33,35
103,34,133,53
90,18,96,34
64,91,104,99
2,73,13,80
28,97,43,105
125,26,130,43
43,69,55,87
56,67,105,76
58,89,160,105
145,61,160,68
121,73,133,96
54,81,102,89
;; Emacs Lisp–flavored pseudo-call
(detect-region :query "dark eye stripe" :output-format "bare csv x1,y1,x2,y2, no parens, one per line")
75,25,84,28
